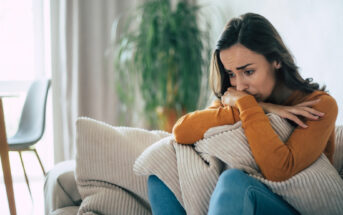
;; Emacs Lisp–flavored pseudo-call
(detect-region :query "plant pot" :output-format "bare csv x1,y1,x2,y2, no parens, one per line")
156,107,185,133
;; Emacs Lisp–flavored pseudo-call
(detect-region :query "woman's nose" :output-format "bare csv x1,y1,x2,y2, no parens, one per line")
235,77,248,91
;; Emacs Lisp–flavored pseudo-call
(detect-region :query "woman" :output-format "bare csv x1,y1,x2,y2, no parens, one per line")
147,13,338,215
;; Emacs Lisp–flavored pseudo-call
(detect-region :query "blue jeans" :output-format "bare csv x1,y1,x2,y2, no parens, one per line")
147,169,299,215
208,169,299,215
148,175,186,215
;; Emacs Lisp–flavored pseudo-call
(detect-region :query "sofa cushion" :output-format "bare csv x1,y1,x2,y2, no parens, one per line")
44,160,81,215
75,117,170,215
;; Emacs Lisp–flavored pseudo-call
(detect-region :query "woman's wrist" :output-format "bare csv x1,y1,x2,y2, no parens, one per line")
235,95,259,111
258,102,269,113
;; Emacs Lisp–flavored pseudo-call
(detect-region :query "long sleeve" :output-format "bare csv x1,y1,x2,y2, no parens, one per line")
237,93,338,182
173,100,240,144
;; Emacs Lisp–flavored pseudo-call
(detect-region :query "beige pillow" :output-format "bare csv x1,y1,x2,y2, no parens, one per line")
75,117,170,215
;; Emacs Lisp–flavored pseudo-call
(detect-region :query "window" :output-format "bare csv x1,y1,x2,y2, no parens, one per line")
0,1,52,214
0,0,51,88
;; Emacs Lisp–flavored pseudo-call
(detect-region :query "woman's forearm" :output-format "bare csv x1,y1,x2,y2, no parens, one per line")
173,106,238,144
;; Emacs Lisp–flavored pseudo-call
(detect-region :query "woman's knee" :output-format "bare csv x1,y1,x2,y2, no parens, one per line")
209,169,249,214
217,169,248,187
211,169,247,199
215,169,263,197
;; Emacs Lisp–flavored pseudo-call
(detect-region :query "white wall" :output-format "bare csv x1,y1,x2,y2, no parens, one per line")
198,0,343,125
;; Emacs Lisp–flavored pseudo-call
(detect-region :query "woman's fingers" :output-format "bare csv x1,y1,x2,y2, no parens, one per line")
285,113,308,128
261,101,325,128
300,107,325,117
295,99,320,107
288,108,320,120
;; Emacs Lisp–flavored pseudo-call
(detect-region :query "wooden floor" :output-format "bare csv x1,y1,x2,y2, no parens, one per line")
0,146,53,215
0,176,45,215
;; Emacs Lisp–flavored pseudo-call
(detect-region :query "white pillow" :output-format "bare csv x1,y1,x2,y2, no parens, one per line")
75,117,170,215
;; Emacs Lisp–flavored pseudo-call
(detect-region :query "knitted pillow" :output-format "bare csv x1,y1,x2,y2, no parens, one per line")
75,117,170,215
197,114,343,215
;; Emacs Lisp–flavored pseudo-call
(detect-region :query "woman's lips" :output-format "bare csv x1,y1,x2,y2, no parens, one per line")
253,94,261,102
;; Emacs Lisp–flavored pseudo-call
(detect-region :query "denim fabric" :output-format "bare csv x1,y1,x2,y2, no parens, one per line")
208,169,300,215
147,175,186,215
147,169,299,215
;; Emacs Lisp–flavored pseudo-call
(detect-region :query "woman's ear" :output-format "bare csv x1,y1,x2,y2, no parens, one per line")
273,60,281,69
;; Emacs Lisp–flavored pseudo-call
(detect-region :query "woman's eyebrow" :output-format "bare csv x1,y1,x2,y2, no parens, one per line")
236,63,253,70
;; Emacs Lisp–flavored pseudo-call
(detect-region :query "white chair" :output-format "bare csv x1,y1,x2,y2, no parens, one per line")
7,78,51,197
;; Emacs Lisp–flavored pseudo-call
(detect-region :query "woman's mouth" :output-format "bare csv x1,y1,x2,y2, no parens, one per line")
253,94,261,102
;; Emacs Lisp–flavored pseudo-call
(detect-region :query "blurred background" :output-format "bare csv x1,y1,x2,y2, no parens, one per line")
0,0,342,214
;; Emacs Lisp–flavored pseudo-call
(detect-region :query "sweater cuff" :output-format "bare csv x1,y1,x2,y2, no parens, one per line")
236,95,259,112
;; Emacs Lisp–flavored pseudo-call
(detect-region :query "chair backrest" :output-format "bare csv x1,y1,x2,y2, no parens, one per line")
14,79,51,144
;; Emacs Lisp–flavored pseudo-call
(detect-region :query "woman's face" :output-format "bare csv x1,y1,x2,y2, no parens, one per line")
219,44,280,102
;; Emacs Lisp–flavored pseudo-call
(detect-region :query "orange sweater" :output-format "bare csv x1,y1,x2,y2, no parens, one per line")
172,90,338,181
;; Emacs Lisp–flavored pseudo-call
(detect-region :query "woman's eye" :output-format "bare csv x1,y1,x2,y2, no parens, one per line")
245,70,255,75
228,72,235,78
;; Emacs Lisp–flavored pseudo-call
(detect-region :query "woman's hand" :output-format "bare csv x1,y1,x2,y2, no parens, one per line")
221,88,250,107
259,99,325,128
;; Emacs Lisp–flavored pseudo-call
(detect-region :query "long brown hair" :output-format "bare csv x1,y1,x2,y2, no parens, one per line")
210,13,325,99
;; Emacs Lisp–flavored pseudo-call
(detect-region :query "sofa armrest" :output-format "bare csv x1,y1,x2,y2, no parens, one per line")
334,126,343,178
49,206,80,215
44,160,81,215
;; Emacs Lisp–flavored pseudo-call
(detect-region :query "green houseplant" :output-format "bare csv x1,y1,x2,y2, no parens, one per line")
113,0,211,131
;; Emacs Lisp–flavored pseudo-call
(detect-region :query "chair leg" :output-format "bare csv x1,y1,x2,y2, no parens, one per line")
32,148,46,176
0,148,17,215
0,99,17,214
18,151,33,200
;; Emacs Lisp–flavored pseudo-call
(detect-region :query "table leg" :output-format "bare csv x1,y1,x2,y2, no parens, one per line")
0,99,16,215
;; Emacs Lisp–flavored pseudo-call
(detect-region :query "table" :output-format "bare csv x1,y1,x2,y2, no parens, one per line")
0,96,17,215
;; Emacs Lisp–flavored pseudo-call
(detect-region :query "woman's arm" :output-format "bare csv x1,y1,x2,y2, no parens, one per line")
172,100,239,144
237,93,338,182
258,99,324,128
